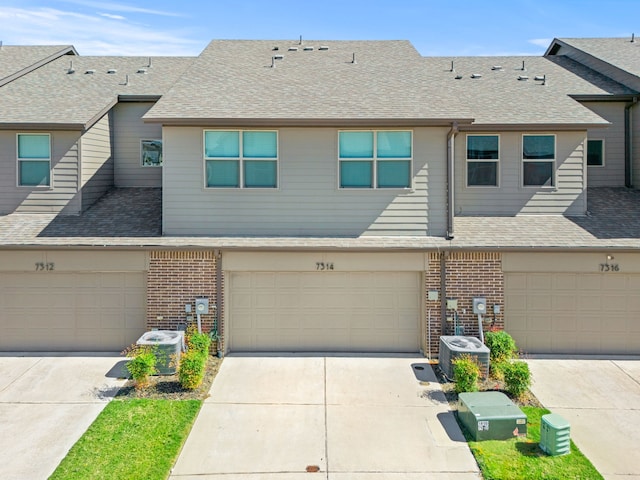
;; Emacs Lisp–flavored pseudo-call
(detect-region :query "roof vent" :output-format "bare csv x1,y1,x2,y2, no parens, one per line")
137,68,147,74
147,57,153,68
272,46,279,51
288,46,298,51
450,61,455,72
535,74,547,85
85,69,95,74
632,33,636,43
471,73,482,79
521,60,526,71
299,35,303,45
319,45,329,51
491,65,503,71
271,57,276,68
274,54,284,60
68,60,75,74
518,75,529,81
351,53,357,64
303,46,314,51
107,68,117,74
455,74,463,80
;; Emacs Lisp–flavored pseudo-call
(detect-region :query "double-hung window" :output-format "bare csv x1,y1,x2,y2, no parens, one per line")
339,130,412,188
466,135,499,187
17,133,51,187
587,139,604,167
522,134,555,187
204,130,278,188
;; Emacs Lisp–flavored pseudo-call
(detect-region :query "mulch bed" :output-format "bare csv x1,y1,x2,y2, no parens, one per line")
115,355,223,401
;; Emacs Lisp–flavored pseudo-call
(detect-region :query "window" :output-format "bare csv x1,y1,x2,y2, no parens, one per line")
466,135,499,187
587,139,604,167
204,130,277,188
339,130,412,188
17,133,51,187
522,134,555,187
141,139,162,166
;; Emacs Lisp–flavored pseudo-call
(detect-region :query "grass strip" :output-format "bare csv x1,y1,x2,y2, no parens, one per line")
49,398,201,480
464,406,603,480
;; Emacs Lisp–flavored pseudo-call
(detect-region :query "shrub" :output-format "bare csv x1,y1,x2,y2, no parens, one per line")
484,330,518,364
185,325,212,356
179,350,206,390
452,354,481,393
503,360,531,399
122,344,157,389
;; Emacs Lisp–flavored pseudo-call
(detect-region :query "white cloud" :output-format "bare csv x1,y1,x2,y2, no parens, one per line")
99,12,126,20
57,0,184,17
0,7,203,55
529,38,553,48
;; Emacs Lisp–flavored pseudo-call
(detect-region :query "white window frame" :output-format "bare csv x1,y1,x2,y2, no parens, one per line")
16,133,51,188
522,134,556,188
140,139,163,167
587,139,605,168
465,134,500,188
203,129,279,189
337,129,413,190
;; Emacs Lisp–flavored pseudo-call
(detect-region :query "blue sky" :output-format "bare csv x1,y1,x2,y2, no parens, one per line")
0,0,637,56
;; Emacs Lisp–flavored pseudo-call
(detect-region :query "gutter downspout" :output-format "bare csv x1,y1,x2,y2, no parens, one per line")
214,249,223,357
446,122,459,239
440,250,448,343
625,96,638,188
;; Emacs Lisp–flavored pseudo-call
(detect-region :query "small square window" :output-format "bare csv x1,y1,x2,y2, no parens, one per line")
141,140,162,166
587,139,604,167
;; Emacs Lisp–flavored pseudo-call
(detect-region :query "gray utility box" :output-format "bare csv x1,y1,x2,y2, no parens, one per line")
458,391,527,441
540,413,571,456
439,336,490,379
137,330,184,375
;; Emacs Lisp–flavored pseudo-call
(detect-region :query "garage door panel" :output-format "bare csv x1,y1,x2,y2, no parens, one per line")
506,272,639,354
229,271,420,352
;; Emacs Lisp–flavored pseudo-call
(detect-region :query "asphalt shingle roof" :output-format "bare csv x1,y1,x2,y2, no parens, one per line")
0,45,75,85
145,40,473,124
557,37,640,80
0,55,194,127
1,188,638,250
421,56,611,126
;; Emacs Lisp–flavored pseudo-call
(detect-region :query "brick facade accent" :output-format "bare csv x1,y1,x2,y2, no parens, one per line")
147,250,223,352
425,251,504,357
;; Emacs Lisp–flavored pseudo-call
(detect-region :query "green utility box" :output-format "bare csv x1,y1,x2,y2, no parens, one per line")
540,413,571,456
458,391,527,441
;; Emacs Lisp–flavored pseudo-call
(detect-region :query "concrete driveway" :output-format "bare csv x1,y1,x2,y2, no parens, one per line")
170,355,480,479
527,357,640,480
0,354,127,480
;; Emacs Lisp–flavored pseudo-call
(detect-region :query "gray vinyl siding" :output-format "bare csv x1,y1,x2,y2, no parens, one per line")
114,102,162,187
0,130,81,215
80,112,114,210
552,44,640,91
162,126,447,236
582,102,626,187
455,131,587,216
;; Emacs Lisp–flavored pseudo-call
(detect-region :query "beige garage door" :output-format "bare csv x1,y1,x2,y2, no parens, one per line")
505,272,640,354
229,271,421,352
0,272,146,351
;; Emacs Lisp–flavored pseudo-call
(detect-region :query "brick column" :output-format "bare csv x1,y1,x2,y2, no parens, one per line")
147,251,221,349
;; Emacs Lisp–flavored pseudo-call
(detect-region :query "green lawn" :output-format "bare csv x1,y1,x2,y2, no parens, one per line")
464,406,603,480
49,399,201,480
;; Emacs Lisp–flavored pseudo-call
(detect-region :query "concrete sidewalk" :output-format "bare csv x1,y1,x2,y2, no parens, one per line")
170,355,480,479
0,354,127,480
527,357,640,480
